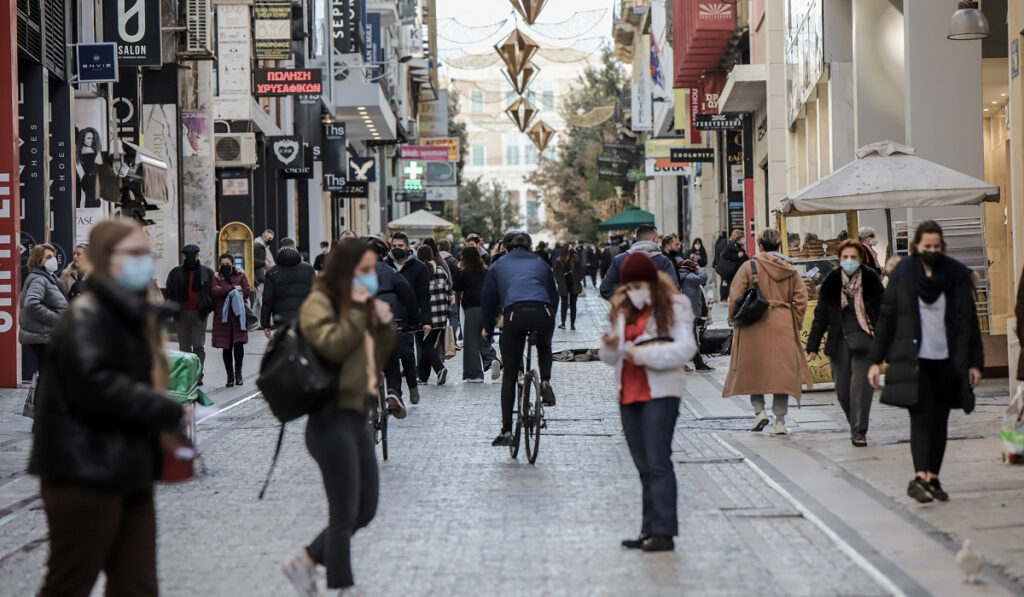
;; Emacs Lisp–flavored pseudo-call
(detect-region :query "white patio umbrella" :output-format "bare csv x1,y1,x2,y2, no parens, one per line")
774,141,999,214
386,209,455,234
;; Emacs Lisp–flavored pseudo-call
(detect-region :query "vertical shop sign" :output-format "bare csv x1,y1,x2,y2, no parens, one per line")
689,88,702,145
112,67,140,144
49,84,76,272
322,122,347,190
0,2,23,386
214,5,251,120
417,89,449,138
254,0,292,60
18,65,46,274
363,13,382,78
103,0,162,67
331,0,363,54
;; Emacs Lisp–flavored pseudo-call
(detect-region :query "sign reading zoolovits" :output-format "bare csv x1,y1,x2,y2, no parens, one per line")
0,2,22,386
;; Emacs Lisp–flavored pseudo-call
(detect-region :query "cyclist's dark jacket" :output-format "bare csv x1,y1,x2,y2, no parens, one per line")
480,248,558,335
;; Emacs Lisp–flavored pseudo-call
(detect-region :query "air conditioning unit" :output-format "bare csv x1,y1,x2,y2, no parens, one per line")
214,133,258,168
185,0,213,54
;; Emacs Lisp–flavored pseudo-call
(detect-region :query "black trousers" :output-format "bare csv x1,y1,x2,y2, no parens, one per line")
221,342,244,375
910,359,955,474
384,333,416,398
620,398,680,537
305,406,378,589
559,293,579,327
692,322,706,367
416,328,446,381
498,303,554,432
39,483,157,597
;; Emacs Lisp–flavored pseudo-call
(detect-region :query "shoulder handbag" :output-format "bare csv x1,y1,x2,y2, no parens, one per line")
732,261,769,327
159,428,196,483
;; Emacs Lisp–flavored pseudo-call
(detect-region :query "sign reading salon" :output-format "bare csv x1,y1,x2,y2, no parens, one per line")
103,0,162,67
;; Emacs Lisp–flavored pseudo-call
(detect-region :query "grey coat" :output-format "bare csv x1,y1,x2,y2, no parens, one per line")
678,267,708,319
19,268,69,345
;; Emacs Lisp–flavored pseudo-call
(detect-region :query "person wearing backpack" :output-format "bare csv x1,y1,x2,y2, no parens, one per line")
283,239,396,596
722,228,811,436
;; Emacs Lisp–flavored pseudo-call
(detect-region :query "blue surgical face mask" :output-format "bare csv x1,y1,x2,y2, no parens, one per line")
117,254,155,291
353,273,379,296
840,259,860,275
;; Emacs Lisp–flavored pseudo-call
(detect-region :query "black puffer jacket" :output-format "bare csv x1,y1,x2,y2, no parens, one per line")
867,256,984,412
806,265,884,357
28,278,184,490
376,260,420,326
261,247,315,329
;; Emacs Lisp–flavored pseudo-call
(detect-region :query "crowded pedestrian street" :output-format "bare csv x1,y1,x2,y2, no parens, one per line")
0,293,1021,596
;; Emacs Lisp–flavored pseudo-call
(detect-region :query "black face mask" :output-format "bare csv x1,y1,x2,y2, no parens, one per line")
219,264,233,276
391,248,407,261
919,251,941,267
183,256,198,268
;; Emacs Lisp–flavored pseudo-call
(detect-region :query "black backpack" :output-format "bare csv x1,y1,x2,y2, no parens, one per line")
255,320,338,498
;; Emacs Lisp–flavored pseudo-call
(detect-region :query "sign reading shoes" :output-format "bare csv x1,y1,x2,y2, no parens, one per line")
104,0,161,66
253,69,323,96
268,136,304,169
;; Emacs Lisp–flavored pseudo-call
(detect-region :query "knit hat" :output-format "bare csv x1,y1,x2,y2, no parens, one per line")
620,252,658,283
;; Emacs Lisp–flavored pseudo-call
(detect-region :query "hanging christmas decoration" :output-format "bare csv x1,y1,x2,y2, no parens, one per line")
509,0,549,25
527,120,555,152
494,29,540,78
502,61,540,95
505,96,538,132
565,106,616,128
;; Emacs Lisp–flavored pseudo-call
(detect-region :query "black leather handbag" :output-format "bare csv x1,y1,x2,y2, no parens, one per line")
732,261,769,327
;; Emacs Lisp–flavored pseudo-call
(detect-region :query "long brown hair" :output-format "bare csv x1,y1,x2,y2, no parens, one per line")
607,271,680,336
314,238,376,324
88,219,140,278
909,220,946,255
27,244,56,269
459,246,486,273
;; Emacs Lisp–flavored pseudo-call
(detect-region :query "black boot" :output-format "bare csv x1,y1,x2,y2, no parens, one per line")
225,372,235,388
234,366,243,387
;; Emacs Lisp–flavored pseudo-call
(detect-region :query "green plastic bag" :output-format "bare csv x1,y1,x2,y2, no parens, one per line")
166,350,213,407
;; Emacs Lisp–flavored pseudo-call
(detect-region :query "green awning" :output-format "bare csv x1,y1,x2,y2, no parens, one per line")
598,205,655,231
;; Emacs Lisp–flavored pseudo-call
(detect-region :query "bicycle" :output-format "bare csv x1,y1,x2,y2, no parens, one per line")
510,328,545,464
369,324,422,460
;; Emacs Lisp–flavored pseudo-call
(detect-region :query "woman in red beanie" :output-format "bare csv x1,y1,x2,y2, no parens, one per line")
599,252,697,552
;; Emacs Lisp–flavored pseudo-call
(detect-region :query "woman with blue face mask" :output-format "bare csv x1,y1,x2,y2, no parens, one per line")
806,239,885,446
29,219,185,596
285,239,396,595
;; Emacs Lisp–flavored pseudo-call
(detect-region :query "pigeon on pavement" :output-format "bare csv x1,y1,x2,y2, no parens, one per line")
956,539,983,584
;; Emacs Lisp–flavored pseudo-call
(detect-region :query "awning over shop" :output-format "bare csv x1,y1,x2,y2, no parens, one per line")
774,141,1000,214
386,209,454,233
598,205,656,232
673,0,736,88
719,64,767,113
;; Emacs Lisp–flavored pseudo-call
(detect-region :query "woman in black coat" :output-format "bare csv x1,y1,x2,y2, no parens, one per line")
714,229,748,302
689,238,708,268
807,240,884,446
867,221,983,504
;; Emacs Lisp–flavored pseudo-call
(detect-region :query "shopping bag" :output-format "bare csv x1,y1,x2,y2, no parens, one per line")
443,325,457,360
21,372,38,419
1001,383,1024,464
159,428,196,483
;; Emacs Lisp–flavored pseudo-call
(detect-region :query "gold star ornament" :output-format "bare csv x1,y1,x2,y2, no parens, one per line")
527,120,555,152
503,61,540,95
494,29,540,78
506,96,538,132
509,0,549,25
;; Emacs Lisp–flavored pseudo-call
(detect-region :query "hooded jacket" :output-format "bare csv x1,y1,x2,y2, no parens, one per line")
599,241,680,299
261,247,315,329
19,268,69,345
722,253,812,400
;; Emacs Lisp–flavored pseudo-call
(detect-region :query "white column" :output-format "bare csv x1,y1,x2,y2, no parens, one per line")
852,0,905,148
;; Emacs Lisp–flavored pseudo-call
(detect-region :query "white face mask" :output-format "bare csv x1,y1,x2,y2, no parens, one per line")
626,287,650,310
44,257,58,273
869,238,879,246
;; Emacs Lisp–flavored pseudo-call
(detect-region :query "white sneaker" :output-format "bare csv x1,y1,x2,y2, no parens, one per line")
490,360,502,381
774,421,789,436
750,412,770,432
282,552,319,597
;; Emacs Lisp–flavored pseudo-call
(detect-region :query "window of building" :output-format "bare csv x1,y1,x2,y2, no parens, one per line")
471,90,483,113
471,145,485,166
504,134,520,165
541,81,555,110
524,143,538,165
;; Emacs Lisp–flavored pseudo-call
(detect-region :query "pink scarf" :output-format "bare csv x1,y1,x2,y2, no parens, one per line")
840,269,873,335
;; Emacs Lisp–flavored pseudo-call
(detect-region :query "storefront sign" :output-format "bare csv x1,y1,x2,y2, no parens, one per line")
669,147,715,162
19,65,46,276
76,43,118,83
417,90,449,138
425,186,457,201
214,5,251,120
282,146,314,179
689,88,703,144
0,11,22,386
331,0,362,54
268,136,305,169
253,69,323,96
644,137,688,159
644,158,688,177
334,181,368,198
695,113,743,131
363,13,382,79
348,156,376,181
112,67,140,144
322,122,347,191
254,0,292,60
399,160,425,191
424,161,456,187
49,84,76,274
103,0,162,66
422,137,460,161
631,81,653,132
401,145,450,161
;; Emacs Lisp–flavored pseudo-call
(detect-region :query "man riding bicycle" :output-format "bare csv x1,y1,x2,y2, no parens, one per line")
481,231,559,447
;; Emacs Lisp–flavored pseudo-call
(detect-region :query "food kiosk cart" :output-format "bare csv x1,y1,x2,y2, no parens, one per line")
775,141,1000,386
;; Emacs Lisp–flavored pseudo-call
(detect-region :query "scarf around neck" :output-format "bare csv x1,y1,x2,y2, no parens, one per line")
911,254,954,304
840,268,873,335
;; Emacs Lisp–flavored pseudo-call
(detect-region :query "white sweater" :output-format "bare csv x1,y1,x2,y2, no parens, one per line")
599,295,697,399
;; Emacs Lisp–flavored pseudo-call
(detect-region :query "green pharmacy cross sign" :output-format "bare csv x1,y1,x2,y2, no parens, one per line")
403,160,424,191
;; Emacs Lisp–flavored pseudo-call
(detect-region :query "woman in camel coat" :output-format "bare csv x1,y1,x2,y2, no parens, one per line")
722,228,812,435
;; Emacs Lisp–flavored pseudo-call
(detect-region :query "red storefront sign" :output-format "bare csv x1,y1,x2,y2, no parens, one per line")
673,0,736,88
689,88,703,145
0,0,22,386
699,70,728,115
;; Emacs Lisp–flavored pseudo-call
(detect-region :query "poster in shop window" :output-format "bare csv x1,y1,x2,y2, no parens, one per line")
254,0,292,60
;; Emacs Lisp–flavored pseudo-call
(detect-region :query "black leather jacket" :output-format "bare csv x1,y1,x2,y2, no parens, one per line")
165,262,214,317
28,278,184,491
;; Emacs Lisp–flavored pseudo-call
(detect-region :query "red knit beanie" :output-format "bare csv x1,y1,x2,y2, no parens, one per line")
620,252,658,283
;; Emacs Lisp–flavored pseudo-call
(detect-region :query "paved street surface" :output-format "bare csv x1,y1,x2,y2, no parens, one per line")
1,291,1024,595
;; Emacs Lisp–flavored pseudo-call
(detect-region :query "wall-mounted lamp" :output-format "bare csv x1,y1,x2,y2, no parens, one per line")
948,1,990,41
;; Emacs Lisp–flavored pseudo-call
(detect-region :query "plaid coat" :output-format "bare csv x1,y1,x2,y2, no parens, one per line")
428,266,452,328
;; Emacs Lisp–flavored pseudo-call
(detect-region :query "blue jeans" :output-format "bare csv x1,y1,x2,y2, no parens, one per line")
620,397,680,537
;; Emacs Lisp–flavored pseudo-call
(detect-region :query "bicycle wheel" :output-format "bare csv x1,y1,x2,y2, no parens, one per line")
379,388,389,461
510,374,525,458
526,373,543,464
523,372,539,463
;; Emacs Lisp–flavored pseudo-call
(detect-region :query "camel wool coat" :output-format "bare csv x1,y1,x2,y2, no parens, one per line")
722,253,813,401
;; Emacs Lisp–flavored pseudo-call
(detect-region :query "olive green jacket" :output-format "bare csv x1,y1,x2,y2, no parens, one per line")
298,290,397,413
